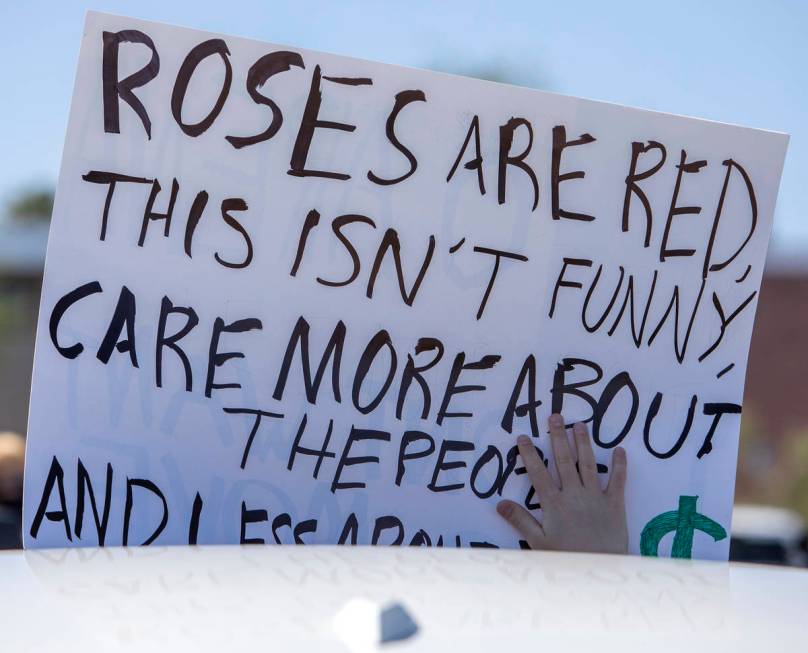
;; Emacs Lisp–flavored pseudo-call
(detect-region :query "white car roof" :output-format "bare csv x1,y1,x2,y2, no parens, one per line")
732,504,807,542
2,545,807,652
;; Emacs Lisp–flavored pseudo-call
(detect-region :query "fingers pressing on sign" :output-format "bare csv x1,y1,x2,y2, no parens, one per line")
496,414,629,555
606,445,627,498
515,434,558,501
573,421,599,490
548,413,578,489
496,499,546,550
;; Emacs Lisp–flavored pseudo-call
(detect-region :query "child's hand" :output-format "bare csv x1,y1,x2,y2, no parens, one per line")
496,413,628,554
0,431,25,503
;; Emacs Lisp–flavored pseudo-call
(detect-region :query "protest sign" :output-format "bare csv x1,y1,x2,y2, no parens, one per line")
23,11,788,558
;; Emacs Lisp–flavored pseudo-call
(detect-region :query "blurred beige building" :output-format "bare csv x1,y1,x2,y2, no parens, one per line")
0,219,46,435
746,256,808,441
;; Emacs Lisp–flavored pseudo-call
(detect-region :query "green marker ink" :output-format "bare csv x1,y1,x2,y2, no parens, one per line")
640,495,727,558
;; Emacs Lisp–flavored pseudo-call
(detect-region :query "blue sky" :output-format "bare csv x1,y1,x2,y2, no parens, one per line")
2,0,805,252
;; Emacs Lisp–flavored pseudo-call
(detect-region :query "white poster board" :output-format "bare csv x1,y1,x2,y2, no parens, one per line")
23,11,788,558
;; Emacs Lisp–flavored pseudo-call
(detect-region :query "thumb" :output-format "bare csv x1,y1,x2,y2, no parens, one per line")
496,500,546,549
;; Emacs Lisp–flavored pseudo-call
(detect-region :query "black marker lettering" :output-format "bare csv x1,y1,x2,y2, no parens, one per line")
643,394,697,459
396,430,436,485
592,371,638,448
428,439,474,492
659,150,707,262
647,280,706,363
290,209,321,277
473,246,528,320
703,159,758,278
138,178,179,247
226,51,305,149
240,501,267,544
214,198,253,269
102,30,160,138
81,171,152,241
188,493,203,545
470,445,505,499
366,229,435,307
549,257,592,318
396,337,444,420
338,513,359,544
123,478,168,546
155,296,198,391
271,513,292,544
30,456,72,542
498,117,538,211
697,403,741,458
183,191,209,258
447,114,485,195
372,515,404,545
352,330,397,414
97,285,138,368
551,125,597,221
368,89,426,185
222,407,284,470
293,519,317,544
50,281,103,359
698,291,757,362
607,271,659,347
550,358,603,423
273,317,345,403
317,214,377,287
582,266,625,332
205,316,263,397
331,427,390,492
287,414,336,479
437,353,500,425
501,354,541,437
289,65,372,179
622,141,666,246
171,39,232,137
74,460,113,546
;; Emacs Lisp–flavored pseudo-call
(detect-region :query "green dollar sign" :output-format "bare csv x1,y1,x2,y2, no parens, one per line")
640,495,727,558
